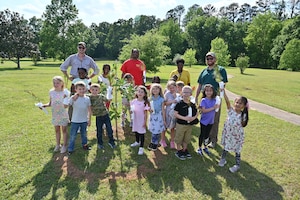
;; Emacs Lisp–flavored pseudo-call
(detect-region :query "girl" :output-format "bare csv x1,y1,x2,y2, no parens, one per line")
197,84,219,156
148,83,166,151
121,73,135,127
43,76,69,153
98,64,111,109
130,85,150,155
160,80,177,149
218,89,249,173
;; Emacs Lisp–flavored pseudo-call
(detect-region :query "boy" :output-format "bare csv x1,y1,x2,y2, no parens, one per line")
89,83,116,149
68,81,92,154
174,86,199,160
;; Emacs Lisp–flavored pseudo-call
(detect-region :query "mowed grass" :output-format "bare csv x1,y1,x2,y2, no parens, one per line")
0,59,299,199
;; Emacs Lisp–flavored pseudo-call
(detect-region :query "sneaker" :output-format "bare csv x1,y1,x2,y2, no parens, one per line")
229,165,240,173
208,142,215,148
170,141,176,149
185,150,192,159
108,142,116,149
152,144,158,151
60,146,67,154
138,147,144,155
197,148,203,156
68,151,73,156
175,150,186,160
130,141,140,147
54,145,60,152
83,144,91,150
147,143,154,150
218,158,227,167
203,147,210,156
204,138,210,146
160,140,167,148
98,144,104,149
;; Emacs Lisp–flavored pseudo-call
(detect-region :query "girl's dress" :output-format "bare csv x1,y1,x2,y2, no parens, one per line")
49,90,69,126
221,107,244,153
131,99,149,133
148,96,165,134
164,91,177,129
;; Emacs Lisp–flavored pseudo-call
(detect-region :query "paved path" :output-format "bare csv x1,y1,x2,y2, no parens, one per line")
226,90,300,126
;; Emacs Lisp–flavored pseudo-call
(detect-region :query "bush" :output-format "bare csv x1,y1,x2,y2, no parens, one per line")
235,54,250,74
278,39,300,71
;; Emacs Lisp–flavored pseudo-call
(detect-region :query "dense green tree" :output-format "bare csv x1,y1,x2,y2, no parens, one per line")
183,48,197,67
278,39,300,71
90,22,111,58
133,15,159,35
271,15,300,67
0,9,36,69
158,19,186,59
210,37,231,67
39,0,78,59
118,30,170,73
105,19,133,59
182,4,204,27
243,13,282,68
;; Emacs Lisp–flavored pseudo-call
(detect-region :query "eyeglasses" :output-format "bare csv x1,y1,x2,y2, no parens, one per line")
206,57,214,61
78,46,85,49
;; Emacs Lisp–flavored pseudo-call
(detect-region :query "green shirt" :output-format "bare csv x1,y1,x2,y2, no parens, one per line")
89,94,108,117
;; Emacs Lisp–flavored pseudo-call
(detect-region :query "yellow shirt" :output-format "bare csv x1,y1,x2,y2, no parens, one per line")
169,69,190,85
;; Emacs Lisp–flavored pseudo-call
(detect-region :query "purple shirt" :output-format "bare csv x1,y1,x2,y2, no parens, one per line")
200,97,216,125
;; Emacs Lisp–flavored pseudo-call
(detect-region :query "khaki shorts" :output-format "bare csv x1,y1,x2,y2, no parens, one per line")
174,123,193,145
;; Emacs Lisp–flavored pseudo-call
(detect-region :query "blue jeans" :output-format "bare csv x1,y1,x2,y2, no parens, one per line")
151,134,160,145
68,122,88,152
96,114,114,145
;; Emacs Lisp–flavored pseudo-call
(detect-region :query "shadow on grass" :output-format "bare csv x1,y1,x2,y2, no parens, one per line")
0,67,35,71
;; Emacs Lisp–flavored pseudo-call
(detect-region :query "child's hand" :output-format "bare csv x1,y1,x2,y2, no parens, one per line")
72,93,79,101
214,104,220,109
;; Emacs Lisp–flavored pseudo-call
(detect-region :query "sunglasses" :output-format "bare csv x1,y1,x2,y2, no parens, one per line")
78,46,85,49
206,57,214,60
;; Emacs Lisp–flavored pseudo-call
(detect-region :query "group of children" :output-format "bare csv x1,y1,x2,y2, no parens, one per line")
42,65,249,173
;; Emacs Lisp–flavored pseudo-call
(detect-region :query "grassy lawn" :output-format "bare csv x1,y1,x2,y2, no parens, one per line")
0,59,299,199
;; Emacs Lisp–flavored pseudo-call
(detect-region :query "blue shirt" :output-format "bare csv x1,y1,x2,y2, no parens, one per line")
150,95,164,113
200,97,216,125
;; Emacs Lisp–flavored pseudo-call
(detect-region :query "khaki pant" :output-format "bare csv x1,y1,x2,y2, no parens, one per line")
209,103,221,144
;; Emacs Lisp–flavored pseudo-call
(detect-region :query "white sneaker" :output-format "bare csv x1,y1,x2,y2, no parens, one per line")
60,146,67,154
54,145,60,152
229,165,240,173
130,141,140,147
138,147,144,155
218,158,227,167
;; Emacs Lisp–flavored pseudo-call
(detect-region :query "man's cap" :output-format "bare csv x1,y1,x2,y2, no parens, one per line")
206,52,216,58
78,42,86,48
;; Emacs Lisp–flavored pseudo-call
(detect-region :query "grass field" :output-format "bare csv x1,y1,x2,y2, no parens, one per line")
0,59,299,199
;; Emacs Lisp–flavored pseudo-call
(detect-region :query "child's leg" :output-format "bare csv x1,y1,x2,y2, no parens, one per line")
152,134,160,145
68,123,79,152
96,116,104,145
104,114,115,144
139,133,145,147
62,125,68,147
80,122,88,146
54,126,61,146
135,132,139,143
235,152,241,166
170,128,175,142
221,149,228,159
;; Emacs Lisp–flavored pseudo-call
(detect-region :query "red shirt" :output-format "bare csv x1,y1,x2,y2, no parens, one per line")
121,59,146,85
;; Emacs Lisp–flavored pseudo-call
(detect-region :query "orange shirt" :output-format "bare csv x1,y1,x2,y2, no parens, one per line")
121,59,146,85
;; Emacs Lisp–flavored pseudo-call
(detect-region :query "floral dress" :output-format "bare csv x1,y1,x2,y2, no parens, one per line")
221,107,244,153
50,90,69,126
148,96,165,135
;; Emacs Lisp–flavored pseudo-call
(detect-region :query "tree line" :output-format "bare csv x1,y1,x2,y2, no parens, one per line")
0,0,299,71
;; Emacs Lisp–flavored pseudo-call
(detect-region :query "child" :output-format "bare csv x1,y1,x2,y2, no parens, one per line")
174,86,199,160
152,76,161,84
68,81,92,154
89,83,116,149
130,85,150,155
121,73,135,127
176,81,185,95
160,80,178,148
218,89,249,173
43,76,69,153
98,64,111,109
148,83,166,151
71,68,91,94
197,84,219,156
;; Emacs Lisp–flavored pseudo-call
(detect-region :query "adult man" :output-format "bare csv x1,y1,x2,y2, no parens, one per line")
120,49,146,86
60,42,99,81
195,52,228,148
169,58,190,85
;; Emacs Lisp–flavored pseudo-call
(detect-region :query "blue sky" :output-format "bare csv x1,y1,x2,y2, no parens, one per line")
1,0,256,25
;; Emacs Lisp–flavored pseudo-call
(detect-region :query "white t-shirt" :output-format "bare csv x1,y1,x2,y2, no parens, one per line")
69,95,91,123
98,75,110,86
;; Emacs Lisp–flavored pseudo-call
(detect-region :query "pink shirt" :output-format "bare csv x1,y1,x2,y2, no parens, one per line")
130,99,149,133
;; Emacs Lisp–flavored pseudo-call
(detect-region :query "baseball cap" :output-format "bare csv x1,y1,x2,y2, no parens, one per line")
206,52,216,58
78,42,86,48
